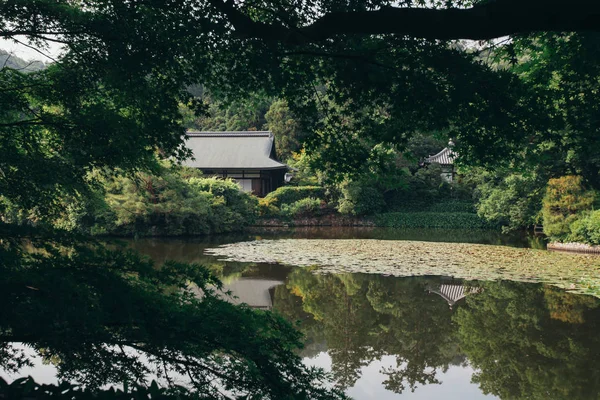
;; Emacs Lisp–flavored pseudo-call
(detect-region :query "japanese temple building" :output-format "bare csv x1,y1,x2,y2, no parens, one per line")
183,131,289,196
426,141,457,182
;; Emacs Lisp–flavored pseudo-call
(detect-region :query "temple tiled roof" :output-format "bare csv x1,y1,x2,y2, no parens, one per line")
426,147,456,165
183,131,288,170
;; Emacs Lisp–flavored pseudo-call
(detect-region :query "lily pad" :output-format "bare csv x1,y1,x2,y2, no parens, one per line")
206,239,600,297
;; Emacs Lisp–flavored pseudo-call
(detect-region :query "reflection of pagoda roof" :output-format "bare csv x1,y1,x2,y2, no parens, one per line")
220,278,284,310
428,284,480,307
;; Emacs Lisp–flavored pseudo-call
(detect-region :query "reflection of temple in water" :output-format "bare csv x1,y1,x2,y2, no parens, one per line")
427,283,481,308
220,278,284,310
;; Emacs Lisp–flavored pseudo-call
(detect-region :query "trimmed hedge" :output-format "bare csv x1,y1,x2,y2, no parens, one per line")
374,212,496,229
263,186,326,206
387,200,476,213
428,201,476,213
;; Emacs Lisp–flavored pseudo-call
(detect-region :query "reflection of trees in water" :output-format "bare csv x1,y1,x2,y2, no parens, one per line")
367,278,464,393
275,270,600,398
455,282,600,400
274,271,462,392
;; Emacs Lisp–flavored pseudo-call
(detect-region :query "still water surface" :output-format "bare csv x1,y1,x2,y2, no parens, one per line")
121,228,599,400
5,228,599,399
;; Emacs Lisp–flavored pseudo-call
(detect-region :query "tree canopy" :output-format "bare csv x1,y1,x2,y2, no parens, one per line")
2,0,599,186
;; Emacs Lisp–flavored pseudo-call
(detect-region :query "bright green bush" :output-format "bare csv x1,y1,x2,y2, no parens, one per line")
280,197,323,218
263,185,326,206
374,212,495,229
569,210,600,245
542,176,595,240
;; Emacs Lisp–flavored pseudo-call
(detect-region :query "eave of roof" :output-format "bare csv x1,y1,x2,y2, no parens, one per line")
187,130,273,137
426,147,456,165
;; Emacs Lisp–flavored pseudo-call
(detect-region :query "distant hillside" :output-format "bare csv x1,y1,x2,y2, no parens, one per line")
0,49,46,72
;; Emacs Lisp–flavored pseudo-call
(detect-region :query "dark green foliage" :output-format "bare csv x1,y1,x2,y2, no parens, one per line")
260,186,328,218
402,134,447,168
337,182,385,216
383,164,453,210
4,164,259,238
183,94,273,132
187,177,259,233
498,33,600,188
542,176,596,240
427,201,476,213
389,200,475,213
263,186,326,207
474,170,545,232
285,150,321,187
265,99,306,161
374,212,495,230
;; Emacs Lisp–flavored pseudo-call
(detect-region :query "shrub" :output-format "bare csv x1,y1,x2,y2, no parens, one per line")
542,176,595,240
263,185,326,206
100,173,216,236
473,172,545,232
258,196,280,217
337,182,385,216
374,212,496,229
188,177,258,233
280,197,323,218
92,170,259,237
569,210,600,245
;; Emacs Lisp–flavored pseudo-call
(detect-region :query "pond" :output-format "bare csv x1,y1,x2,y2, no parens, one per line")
3,227,600,399
120,228,600,398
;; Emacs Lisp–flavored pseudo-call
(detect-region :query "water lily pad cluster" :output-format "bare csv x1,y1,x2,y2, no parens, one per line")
206,239,600,297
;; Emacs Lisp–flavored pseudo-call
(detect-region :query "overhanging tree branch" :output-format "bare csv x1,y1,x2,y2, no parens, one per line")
213,0,600,43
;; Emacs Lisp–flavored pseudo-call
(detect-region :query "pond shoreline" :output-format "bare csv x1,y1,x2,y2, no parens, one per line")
548,242,600,254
